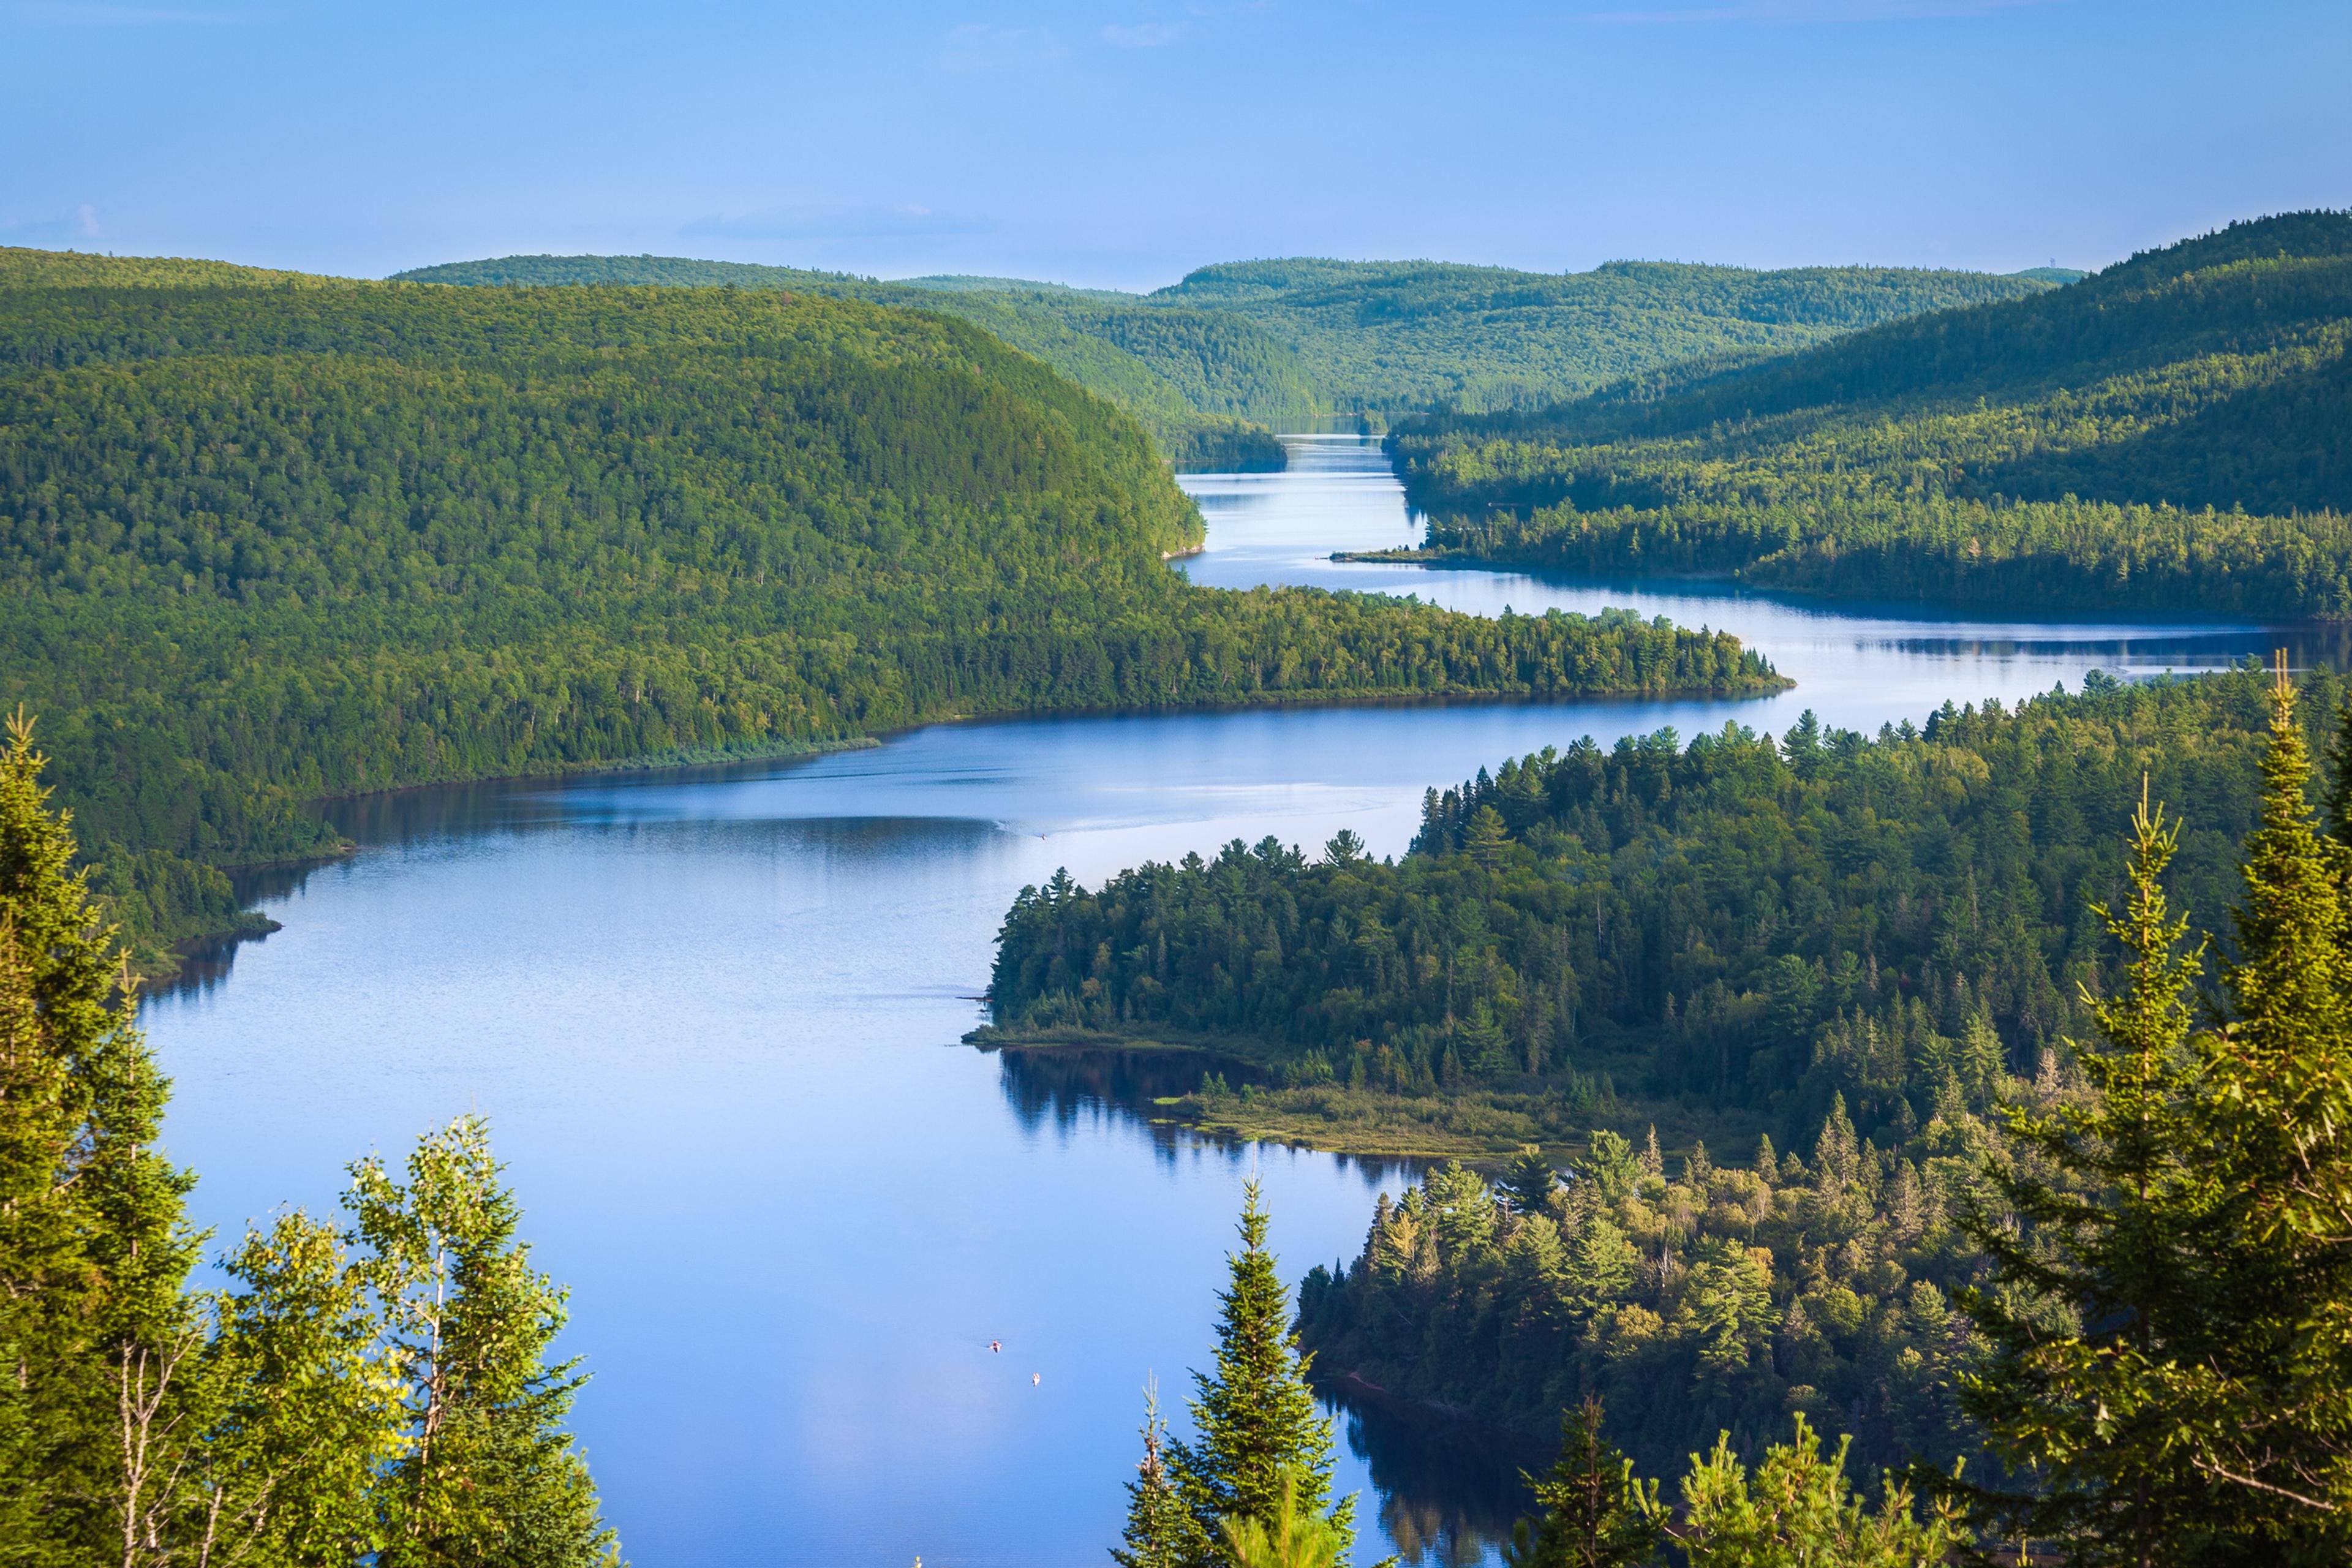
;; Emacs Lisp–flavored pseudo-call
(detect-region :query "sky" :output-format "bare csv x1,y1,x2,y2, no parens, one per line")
4,0,2347,290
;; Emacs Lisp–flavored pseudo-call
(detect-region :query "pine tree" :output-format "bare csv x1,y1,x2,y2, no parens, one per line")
1501,1398,1660,1568
1114,1377,1203,1568
1217,1468,1346,1568
349,1115,620,1568
2185,657,2352,1543
1501,1147,1558,1216
0,712,202,1566
1950,783,2236,1562
1171,1180,1352,1567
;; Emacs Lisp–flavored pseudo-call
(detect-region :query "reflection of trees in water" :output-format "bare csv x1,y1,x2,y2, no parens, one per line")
992,1048,1427,1191
1326,1383,1540,1568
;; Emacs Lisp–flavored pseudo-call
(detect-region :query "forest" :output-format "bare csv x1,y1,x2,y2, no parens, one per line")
1106,663,2352,1564
0,246,1776,969
987,665,2307,1140
1037,662,2352,1562
1385,212,2352,617
396,252,2056,471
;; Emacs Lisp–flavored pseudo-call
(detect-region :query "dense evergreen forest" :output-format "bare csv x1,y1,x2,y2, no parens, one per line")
397,252,2054,470
1387,212,2352,618
0,246,1774,968
1030,663,2352,1561
988,667,2304,1129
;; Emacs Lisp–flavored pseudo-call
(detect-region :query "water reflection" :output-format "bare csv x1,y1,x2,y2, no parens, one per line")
1333,1386,1544,1568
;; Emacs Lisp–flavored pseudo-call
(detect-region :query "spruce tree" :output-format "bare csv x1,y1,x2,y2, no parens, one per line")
1500,1147,1558,1217
349,1115,620,1568
1501,1398,1660,1568
1216,1468,1346,1568
2187,658,2352,1544
1171,1180,1352,1567
1950,784,2236,1562
1114,1378,1203,1568
0,713,202,1566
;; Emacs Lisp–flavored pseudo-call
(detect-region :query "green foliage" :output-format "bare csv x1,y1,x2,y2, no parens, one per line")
1216,1468,1348,1568
1393,212,2352,616
0,713,201,1565
1117,1379,1209,1568
1961,667,2352,1561
349,1115,619,1568
1172,1180,1353,1567
1296,1109,1997,1492
0,729,612,1565
1152,258,2054,417
201,1212,406,1565
1677,1414,1964,1568
395,249,2050,465
1501,1398,1662,1568
0,250,1771,965
991,670,2310,1126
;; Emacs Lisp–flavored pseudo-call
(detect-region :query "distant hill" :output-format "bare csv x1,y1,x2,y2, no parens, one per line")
1150,257,2057,415
396,254,1305,470
395,252,2057,469
1386,212,2352,619
0,245,1775,969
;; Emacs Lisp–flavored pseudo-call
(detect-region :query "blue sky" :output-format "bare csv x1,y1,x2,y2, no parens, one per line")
4,0,2346,288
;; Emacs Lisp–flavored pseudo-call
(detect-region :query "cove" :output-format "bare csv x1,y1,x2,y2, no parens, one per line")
149,435,2318,1567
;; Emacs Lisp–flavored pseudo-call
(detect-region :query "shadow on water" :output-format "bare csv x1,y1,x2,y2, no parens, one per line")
1322,1381,1545,1568
993,1047,1431,1193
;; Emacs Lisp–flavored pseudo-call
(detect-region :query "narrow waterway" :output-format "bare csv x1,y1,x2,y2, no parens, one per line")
149,436,2318,1567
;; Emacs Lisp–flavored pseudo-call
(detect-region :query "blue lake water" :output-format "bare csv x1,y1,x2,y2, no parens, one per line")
148,435,2318,1567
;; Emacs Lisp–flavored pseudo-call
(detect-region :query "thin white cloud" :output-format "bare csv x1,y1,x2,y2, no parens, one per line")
938,23,1069,72
1104,20,1188,46
1586,0,2058,21
682,203,995,242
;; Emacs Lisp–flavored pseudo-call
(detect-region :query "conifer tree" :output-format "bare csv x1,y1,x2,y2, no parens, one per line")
349,1115,619,1568
1950,784,2234,1562
0,712,202,1566
1217,1468,1346,1568
1171,1180,1352,1567
1501,1398,1660,1568
2187,657,2352,1542
1114,1378,1202,1568
1501,1147,1558,1216
1679,1415,1962,1567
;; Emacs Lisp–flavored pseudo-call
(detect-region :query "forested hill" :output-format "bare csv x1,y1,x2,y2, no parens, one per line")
1147,257,2057,415
394,254,1310,472
1389,211,2352,617
396,252,2056,467
0,246,1775,968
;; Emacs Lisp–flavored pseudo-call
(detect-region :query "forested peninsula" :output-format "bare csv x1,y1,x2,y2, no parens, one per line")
988,660,2352,1537
395,252,2057,472
0,246,1775,970
1382,212,2352,617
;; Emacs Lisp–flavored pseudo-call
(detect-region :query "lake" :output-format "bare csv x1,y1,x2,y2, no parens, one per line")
149,435,2314,1567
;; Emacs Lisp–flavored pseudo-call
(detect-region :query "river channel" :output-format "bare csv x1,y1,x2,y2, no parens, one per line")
149,436,2328,1567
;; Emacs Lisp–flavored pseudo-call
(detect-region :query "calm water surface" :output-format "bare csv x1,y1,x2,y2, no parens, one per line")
151,436,2319,1568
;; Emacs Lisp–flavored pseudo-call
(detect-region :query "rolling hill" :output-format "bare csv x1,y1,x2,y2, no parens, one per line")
396,252,2059,469
1387,211,2352,618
